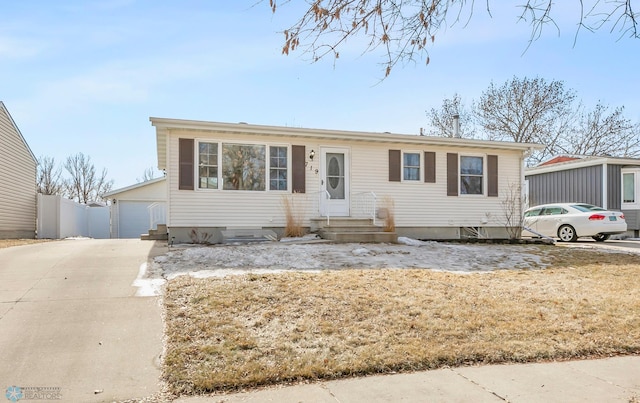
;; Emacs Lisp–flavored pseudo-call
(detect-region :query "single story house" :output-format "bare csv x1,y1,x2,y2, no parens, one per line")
150,118,542,243
104,177,167,238
0,102,37,239
525,155,640,237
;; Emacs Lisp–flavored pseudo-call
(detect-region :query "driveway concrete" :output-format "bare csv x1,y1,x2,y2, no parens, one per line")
557,239,640,253
0,239,165,403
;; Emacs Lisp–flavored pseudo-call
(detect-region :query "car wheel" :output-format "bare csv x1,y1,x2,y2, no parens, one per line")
557,225,578,242
592,234,610,242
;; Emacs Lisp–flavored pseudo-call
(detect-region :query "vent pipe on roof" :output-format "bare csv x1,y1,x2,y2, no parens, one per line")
452,114,460,138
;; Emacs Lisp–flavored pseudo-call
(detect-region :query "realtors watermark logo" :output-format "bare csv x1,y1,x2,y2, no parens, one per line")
5,386,61,402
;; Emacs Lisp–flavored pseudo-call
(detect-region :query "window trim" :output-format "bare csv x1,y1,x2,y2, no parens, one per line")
402,151,422,182
459,154,486,196
197,140,220,190
622,168,639,208
268,144,290,192
194,139,292,192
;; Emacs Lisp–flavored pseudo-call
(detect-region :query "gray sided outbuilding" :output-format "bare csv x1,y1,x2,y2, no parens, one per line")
526,156,640,236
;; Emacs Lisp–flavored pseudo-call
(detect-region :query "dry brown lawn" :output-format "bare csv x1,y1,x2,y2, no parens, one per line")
162,245,640,395
0,239,51,249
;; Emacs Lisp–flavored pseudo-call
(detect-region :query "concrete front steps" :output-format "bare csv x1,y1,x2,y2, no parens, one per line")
311,217,397,243
140,224,168,241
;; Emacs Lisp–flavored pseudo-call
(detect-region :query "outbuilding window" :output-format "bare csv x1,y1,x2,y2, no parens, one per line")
623,172,635,203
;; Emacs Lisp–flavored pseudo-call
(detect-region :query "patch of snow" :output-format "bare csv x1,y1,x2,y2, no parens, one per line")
351,247,370,256
146,238,556,287
398,237,429,246
132,262,166,296
279,234,322,243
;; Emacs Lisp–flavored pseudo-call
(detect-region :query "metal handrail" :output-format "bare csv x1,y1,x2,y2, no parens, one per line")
293,190,332,226
147,202,166,230
321,190,331,225
522,226,556,243
352,191,378,225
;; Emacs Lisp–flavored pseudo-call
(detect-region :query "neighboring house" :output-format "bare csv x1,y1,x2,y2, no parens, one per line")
0,102,37,239
150,118,541,243
103,177,167,238
525,155,640,237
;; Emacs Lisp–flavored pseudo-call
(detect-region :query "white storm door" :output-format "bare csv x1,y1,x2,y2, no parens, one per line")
320,148,350,216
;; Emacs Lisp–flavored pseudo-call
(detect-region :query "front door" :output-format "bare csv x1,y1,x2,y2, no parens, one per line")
320,148,350,216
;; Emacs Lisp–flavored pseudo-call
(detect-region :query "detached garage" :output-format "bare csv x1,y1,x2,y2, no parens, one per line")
104,177,166,238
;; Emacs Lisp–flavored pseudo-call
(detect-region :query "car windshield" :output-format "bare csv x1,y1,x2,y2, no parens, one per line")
571,204,606,212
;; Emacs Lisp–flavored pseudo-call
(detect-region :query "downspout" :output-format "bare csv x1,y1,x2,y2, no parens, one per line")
522,147,533,209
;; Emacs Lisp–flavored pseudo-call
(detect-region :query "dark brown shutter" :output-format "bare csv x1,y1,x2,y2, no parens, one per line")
179,138,194,190
292,145,306,193
389,150,401,182
424,151,436,183
488,155,498,197
447,153,458,196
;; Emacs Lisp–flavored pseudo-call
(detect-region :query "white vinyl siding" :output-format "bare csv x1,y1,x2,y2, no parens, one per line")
165,130,524,229
0,103,36,238
351,144,522,227
168,134,313,228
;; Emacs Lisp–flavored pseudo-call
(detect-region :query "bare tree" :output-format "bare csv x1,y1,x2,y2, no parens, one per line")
36,156,64,195
63,153,114,203
474,76,576,164
137,167,160,183
425,93,475,138
499,182,528,240
557,103,640,158
268,0,639,76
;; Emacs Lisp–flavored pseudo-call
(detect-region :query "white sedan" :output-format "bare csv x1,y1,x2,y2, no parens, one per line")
522,203,627,242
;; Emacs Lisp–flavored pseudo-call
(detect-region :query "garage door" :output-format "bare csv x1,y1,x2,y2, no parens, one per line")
118,201,153,238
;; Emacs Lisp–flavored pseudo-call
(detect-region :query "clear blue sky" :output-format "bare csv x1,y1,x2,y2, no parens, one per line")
2,1,639,189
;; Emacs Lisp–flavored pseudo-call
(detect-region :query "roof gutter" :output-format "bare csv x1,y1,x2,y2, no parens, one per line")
150,117,542,152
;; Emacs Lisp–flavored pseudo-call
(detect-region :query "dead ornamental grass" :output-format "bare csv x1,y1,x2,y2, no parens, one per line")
163,247,640,395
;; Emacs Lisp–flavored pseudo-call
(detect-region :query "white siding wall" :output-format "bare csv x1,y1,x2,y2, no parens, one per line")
0,104,36,238
166,131,524,230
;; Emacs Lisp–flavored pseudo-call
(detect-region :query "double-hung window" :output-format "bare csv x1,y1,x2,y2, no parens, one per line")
198,142,218,189
269,146,288,191
460,156,483,195
403,152,420,181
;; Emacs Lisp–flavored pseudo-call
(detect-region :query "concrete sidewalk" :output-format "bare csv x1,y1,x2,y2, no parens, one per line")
0,239,164,403
176,355,640,403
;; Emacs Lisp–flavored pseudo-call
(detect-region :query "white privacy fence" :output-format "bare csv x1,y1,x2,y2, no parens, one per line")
37,194,110,239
